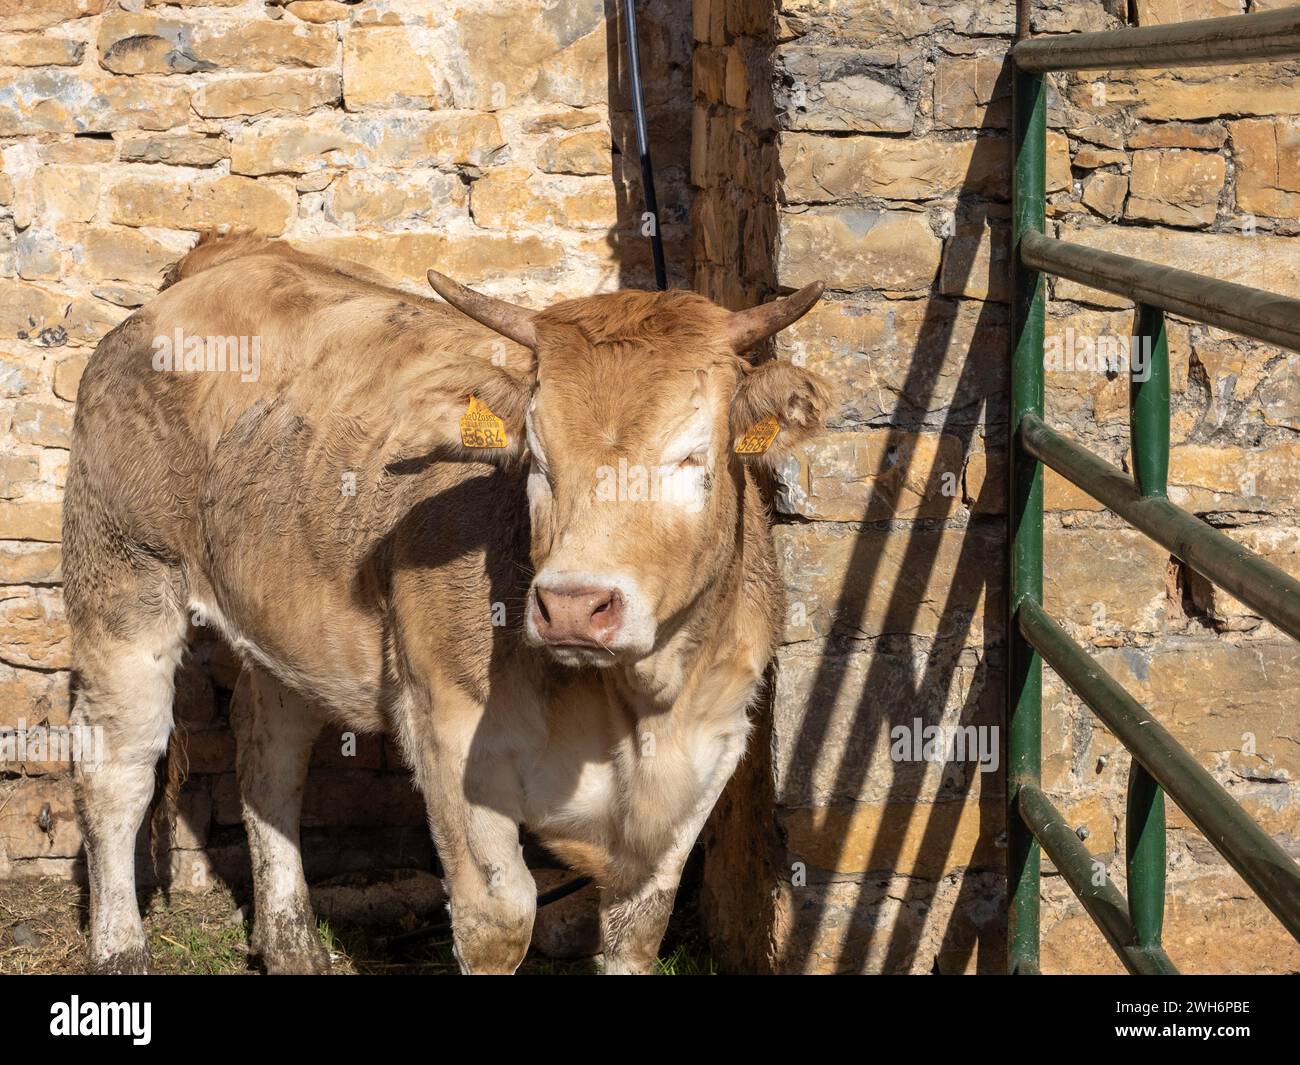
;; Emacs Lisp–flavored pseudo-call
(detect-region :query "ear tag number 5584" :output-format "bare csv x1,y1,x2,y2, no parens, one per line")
734,416,780,455
460,396,508,449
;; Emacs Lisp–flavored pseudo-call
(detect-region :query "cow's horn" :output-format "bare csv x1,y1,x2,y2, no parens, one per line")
726,281,825,355
427,269,538,351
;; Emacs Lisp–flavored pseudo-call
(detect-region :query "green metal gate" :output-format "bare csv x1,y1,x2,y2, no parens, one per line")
1007,3,1300,974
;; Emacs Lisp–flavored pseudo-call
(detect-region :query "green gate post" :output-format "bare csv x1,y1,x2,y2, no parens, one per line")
1127,302,1170,955
1008,42,1046,974
1126,761,1167,953
1130,304,1169,500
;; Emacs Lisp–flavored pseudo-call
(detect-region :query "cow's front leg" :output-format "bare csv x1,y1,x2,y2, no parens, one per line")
600,877,681,975
600,728,748,975
438,805,536,975
231,666,330,975
399,687,536,974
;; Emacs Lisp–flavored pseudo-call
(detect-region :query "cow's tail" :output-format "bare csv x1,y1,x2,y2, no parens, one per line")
149,722,190,900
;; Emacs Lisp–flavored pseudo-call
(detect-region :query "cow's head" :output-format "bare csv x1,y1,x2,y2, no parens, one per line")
423,272,829,668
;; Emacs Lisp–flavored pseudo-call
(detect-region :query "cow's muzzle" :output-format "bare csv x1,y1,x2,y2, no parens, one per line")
534,583,622,642
525,573,654,664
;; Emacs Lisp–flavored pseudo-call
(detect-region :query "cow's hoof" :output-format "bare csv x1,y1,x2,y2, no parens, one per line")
88,946,151,975
252,903,331,974
254,927,331,975
600,952,656,975
262,946,331,976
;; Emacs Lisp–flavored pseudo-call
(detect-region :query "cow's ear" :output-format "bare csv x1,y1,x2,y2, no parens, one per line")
729,359,831,468
389,360,533,465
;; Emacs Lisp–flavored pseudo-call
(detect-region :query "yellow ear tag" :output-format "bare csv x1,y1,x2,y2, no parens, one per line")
734,415,781,455
459,396,508,449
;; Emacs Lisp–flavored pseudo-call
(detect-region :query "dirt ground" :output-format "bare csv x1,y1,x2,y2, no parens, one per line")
0,873,715,976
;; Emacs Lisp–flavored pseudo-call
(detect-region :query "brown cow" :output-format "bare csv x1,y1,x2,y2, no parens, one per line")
63,233,828,974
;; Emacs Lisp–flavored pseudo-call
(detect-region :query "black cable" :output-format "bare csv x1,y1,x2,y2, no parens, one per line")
380,876,595,951
623,0,668,290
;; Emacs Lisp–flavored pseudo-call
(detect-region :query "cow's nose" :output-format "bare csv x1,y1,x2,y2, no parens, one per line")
533,584,624,645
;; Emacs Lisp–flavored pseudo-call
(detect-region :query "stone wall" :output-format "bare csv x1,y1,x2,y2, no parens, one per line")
695,0,1300,973
0,0,693,887
2,0,1298,975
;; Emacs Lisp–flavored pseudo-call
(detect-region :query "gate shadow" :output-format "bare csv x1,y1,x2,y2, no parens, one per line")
773,84,1015,974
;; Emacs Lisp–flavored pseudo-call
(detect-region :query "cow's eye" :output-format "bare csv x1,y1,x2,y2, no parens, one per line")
678,449,708,470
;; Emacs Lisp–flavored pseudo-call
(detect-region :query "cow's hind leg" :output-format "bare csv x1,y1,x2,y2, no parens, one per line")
232,666,330,975
71,581,187,974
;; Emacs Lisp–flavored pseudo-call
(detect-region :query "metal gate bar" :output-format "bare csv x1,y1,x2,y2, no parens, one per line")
1019,599,1300,941
1013,7,1300,71
1008,3,1300,975
1018,783,1178,975
1019,231,1300,354
1019,413,1300,642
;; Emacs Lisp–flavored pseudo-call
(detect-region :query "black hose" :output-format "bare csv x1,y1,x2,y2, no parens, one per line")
380,876,595,951
622,0,668,290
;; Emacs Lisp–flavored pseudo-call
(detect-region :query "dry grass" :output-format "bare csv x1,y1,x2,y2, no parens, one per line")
0,878,709,975
0,878,89,975
0,879,264,976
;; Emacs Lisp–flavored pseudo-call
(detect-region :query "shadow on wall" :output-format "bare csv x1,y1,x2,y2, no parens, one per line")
777,87,1010,974
693,25,1015,969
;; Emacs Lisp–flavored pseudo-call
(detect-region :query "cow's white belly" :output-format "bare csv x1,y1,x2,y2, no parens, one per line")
188,596,385,726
